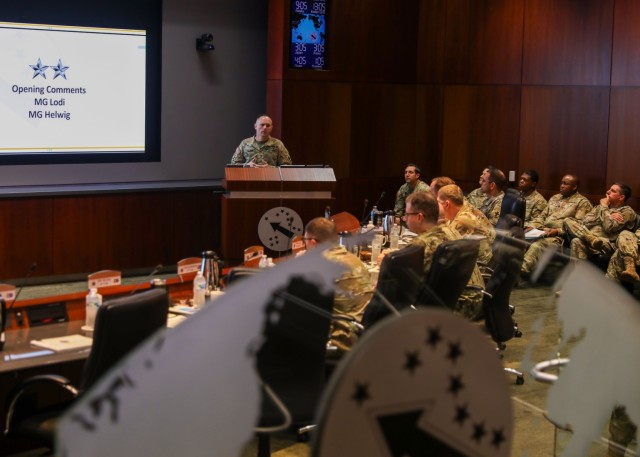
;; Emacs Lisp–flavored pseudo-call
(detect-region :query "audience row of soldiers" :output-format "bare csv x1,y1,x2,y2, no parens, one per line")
394,163,640,284
303,163,639,359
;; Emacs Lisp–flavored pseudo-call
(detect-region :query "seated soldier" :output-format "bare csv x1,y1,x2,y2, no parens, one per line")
467,165,494,209
404,191,485,321
563,182,636,260
479,167,507,226
394,163,431,224
303,217,374,357
518,169,548,226
430,176,456,195
605,227,640,284
521,174,593,278
437,184,496,265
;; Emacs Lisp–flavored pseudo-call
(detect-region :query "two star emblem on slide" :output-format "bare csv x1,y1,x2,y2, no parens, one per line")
30,58,69,79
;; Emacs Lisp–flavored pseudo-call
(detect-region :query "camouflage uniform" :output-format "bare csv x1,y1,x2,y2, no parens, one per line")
394,180,431,218
524,190,548,227
323,245,374,356
411,225,485,321
608,406,638,456
447,202,496,265
466,187,487,209
479,191,504,226
563,203,636,259
521,192,593,274
230,136,292,166
605,228,640,282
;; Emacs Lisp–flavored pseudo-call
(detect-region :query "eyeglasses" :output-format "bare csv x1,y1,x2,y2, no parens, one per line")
402,212,423,218
301,237,317,242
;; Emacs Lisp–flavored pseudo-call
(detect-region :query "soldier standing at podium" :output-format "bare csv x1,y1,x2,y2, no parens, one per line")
231,115,292,167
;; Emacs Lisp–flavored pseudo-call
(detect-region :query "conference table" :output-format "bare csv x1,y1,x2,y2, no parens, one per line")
0,292,216,454
1,320,89,374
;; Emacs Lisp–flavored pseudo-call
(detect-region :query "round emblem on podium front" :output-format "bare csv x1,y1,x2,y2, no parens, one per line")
258,207,304,252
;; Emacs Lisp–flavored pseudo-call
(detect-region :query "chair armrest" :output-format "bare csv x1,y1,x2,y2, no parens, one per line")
332,315,365,333
477,263,494,281
465,284,492,297
4,374,79,435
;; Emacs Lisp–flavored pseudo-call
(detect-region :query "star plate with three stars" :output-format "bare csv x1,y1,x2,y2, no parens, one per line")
312,309,513,457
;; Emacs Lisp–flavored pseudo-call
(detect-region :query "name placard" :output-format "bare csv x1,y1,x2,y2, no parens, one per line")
0,284,17,301
177,258,201,276
87,270,122,289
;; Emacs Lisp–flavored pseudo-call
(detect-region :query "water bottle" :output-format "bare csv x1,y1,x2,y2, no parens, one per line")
85,288,102,328
371,242,382,264
259,255,269,268
370,205,378,226
390,225,400,250
193,271,206,307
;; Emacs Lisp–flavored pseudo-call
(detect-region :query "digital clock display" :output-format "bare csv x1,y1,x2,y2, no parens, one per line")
290,0,327,70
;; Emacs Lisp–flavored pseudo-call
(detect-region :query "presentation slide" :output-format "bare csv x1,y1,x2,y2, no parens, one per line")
0,22,146,155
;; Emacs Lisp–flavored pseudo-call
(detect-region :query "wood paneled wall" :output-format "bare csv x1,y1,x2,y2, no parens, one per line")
0,189,220,280
268,0,640,214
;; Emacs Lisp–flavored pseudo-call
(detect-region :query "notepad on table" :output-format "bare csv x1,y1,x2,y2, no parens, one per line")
31,334,93,352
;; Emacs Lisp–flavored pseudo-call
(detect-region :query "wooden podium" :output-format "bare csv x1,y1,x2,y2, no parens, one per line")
221,166,336,263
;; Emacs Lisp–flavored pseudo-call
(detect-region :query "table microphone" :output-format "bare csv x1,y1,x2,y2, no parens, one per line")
360,198,369,225
372,191,386,208
1,262,37,351
364,191,386,226
129,264,164,295
0,297,6,351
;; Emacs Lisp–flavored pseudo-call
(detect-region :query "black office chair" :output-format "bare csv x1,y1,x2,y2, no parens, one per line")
224,266,261,287
254,275,333,457
361,245,425,329
498,188,526,229
482,233,526,384
415,238,481,309
4,288,170,449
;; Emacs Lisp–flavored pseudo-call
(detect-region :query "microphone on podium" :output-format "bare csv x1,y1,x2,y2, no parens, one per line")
1,262,38,351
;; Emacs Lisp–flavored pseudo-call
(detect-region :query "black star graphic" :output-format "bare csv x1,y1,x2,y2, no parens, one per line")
351,382,370,406
425,326,442,349
453,403,469,426
404,351,421,375
471,422,486,443
448,374,464,396
447,341,463,364
491,428,506,448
